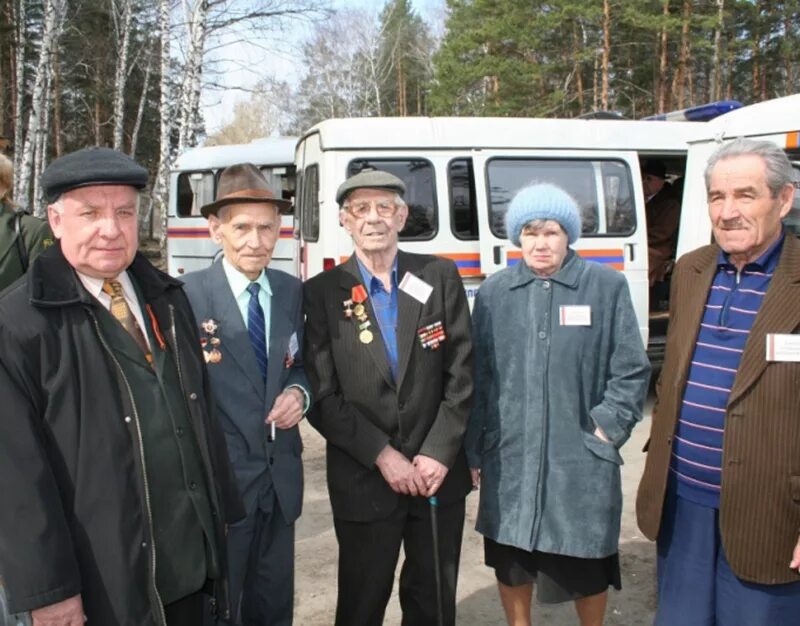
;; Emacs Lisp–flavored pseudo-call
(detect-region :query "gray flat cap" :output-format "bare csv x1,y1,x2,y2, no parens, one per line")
336,168,406,205
41,147,148,202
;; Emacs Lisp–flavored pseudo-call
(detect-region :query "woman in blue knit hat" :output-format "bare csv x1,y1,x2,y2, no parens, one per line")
464,183,650,625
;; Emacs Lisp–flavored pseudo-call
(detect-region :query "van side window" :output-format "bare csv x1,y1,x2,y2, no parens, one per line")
486,158,635,238
449,158,478,240
347,159,437,241
602,161,636,235
301,164,319,242
259,165,297,212
785,157,800,238
176,171,214,217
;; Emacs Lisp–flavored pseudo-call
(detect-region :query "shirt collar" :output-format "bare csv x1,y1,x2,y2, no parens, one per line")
76,269,137,304
355,255,398,294
716,229,785,273
222,257,272,298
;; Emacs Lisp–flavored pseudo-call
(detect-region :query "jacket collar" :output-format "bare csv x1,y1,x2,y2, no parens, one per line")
507,249,583,290
27,241,183,308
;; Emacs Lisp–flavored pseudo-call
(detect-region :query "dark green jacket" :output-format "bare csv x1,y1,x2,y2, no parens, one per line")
0,244,245,624
0,200,53,292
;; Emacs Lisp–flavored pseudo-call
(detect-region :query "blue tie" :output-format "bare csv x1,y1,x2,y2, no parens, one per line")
246,282,268,381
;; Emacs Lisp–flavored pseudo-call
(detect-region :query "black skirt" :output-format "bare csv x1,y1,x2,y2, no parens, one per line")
484,537,622,604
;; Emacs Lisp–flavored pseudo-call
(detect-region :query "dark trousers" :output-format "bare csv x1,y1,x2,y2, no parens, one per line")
164,591,205,626
333,496,466,626
223,487,295,626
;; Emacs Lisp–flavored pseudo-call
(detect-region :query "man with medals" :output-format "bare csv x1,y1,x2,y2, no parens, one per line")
303,168,474,625
182,163,310,625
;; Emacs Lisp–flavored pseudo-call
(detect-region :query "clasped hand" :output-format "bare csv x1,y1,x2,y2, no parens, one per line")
375,446,448,497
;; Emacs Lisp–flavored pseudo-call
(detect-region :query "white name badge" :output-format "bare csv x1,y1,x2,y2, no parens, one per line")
288,332,299,357
559,305,592,326
399,272,433,305
765,333,800,362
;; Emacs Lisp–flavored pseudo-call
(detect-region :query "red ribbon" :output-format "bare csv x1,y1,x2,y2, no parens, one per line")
351,285,368,303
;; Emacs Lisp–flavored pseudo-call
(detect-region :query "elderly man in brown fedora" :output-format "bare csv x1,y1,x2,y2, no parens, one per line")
182,163,311,625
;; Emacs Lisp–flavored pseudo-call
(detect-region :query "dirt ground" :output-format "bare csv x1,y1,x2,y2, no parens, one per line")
293,397,658,625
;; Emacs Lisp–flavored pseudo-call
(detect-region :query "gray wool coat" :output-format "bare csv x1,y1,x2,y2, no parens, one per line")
465,250,650,558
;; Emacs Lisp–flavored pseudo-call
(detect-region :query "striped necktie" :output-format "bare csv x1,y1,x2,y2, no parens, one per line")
246,282,268,381
102,279,153,365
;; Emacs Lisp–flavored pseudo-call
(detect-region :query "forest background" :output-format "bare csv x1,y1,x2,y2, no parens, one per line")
1,0,799,240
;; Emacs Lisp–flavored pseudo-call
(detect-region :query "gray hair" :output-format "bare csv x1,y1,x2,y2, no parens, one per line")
704,138,794,198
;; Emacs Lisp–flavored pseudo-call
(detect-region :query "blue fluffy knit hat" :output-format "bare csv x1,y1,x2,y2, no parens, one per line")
505,183,582,247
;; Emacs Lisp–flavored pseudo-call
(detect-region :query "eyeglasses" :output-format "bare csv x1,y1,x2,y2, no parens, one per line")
345,201,399,219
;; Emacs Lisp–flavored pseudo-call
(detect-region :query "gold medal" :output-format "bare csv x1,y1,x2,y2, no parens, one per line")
359,329,374,344
354,303,365,317
208,348,222,363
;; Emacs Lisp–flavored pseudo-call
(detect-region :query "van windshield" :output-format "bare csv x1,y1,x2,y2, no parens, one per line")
486,158,636,239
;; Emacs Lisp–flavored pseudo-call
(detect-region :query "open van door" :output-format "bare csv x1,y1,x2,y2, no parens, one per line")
472,149,650,343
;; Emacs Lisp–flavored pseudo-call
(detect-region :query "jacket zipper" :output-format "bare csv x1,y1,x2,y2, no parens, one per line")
91,312,167,626
168,304,227,619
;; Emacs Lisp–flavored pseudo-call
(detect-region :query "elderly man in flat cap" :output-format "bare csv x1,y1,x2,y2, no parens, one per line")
0,147,244,626
303,168,473,625
182,163,310,626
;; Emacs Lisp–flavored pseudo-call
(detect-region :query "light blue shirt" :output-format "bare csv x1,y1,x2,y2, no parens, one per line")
221,258,310,413
222,257,271,350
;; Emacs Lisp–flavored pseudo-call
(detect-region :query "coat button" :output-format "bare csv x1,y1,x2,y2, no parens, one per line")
176,427,184,437
543,281,551,289
189,481,198,490
124,416,132,423
189,392,198,400
141,541,147,548
538,331,546,339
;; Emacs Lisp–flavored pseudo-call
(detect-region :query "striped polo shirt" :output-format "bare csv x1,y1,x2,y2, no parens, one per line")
670,233,784,508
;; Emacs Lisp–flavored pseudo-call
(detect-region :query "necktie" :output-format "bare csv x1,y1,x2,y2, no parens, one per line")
102,279,153,364
246,282,268,381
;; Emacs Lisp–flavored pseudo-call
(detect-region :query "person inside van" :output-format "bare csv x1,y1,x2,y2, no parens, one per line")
642,159,681,293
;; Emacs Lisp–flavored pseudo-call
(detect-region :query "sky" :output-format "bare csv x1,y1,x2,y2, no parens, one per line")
201,0,444,135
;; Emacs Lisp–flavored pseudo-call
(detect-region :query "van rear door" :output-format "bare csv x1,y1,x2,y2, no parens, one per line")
472,150,649,343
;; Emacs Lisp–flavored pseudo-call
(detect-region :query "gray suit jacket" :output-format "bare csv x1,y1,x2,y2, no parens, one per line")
304,251,473,522
183,260,308,523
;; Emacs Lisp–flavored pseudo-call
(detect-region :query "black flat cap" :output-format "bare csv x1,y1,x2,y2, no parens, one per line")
336,168,406,205
41,147,148,202
642,159,667,179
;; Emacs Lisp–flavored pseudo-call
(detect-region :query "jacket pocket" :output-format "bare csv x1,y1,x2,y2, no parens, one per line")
582,431,624,465
791,476,800,503
482,428,501,453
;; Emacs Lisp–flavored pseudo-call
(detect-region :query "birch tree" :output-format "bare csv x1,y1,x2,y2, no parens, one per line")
16,0,66,208
176,0,209,153
153,0,172,243
111,0,135,151
12,0,26,187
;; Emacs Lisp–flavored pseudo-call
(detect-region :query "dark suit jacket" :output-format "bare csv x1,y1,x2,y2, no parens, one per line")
303,252,473,522
182,261,308,523
637,235,800,585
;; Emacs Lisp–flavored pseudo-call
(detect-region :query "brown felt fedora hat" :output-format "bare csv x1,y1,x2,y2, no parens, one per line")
200,162,292,218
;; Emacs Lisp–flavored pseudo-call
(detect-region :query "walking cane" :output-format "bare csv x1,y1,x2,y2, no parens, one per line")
429,496,445,626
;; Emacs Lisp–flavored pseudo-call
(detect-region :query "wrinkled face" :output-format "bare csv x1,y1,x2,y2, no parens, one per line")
48,185,139,278
519,219,570,277
340,188,407,256
642,173,665,198
707,155,793,263
209,202,280,280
